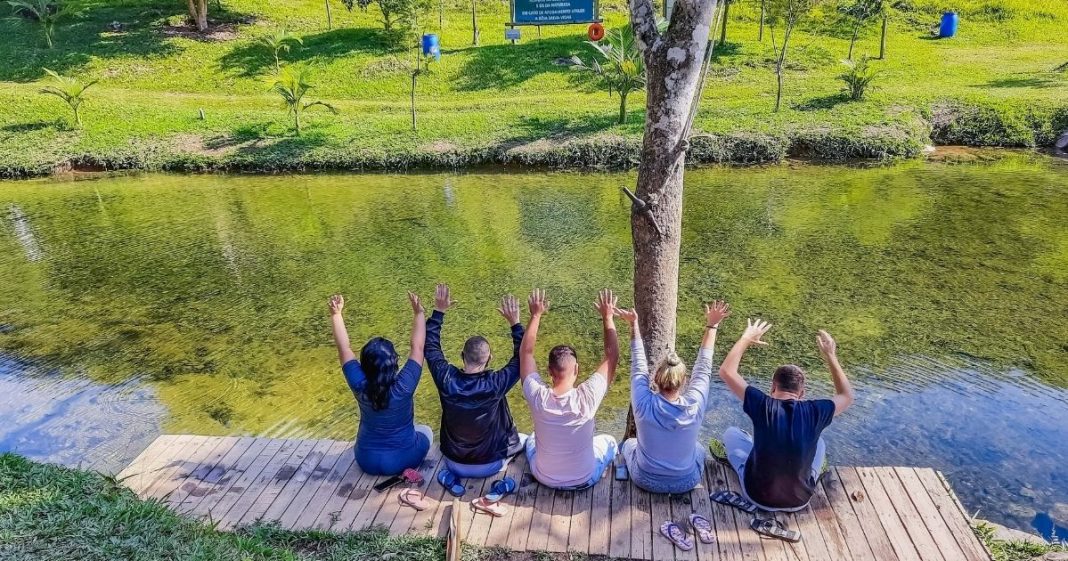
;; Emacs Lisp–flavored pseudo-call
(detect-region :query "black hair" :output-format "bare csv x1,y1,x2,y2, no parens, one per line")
773,364,806,394
360,337,399,411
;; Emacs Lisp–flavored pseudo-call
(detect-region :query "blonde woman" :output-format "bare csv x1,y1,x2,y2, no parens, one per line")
615,300,731,494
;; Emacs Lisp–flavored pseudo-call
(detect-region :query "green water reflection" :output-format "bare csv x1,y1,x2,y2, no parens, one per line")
1,157,1066,438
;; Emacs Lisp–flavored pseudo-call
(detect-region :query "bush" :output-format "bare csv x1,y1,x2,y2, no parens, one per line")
839,56,879,101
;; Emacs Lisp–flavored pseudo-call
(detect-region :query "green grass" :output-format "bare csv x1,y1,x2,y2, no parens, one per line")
0,0,1067,175
974,522,1067,561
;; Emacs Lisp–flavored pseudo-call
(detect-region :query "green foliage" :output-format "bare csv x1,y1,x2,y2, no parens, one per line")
974,522,1067,561
375,0,433,35
6,0,67,48
839,55,878,100
259,28,303,74
269,66,339,135
38,67,96,127
838,0,885,58
569,27,646,124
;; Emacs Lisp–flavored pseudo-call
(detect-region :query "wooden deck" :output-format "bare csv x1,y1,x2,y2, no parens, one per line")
118,435,992,561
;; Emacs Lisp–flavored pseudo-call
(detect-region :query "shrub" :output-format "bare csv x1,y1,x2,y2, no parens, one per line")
38,68,97,128
839,55,879,101
270,67,339,135
7,0,68,48
569,27,647,124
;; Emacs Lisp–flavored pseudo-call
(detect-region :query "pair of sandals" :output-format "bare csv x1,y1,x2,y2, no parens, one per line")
659,514,717,551
397,468,430,511
470,476,517,517
710,490,801,543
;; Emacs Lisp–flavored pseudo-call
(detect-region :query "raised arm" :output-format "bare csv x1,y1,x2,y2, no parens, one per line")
329,295,357,366
407,291,426,365
690,300,731,404
519,289,550,380
496,294,524,381
594,289,620,385
424,283,455,377
719,318,772,400
817,330,854,416
615,308,650,402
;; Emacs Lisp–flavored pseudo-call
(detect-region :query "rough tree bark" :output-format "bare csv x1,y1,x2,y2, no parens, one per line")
774,25,793,111
719,0,729,43
848,24,859,59
623,0,718,438
878,13,887,58
471,0,480,45
187,0,208,32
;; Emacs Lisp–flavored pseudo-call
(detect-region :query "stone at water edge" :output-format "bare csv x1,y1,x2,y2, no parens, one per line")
1056,131,1068,151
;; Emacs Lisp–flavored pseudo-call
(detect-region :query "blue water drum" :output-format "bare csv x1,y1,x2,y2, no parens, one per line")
421,33,441,61
939,11,959,38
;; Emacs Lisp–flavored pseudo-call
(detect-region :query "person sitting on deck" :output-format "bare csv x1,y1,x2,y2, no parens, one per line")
616,300,732,494
519,288,619,490
329,292,432,476
719,320,855,511
426,283,527,479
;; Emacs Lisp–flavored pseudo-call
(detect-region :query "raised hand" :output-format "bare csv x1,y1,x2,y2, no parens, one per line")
498,294,521,325
528,288,550,317
705,300,731,327
742,318,772,346
434,283,454,312
613,307,639,325
595,289,618,320
408,291,425,315
329,294,344,316
816,330,837,358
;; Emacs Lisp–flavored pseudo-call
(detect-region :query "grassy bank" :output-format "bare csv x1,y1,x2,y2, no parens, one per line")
0,0,1066,177
2,453,1064,560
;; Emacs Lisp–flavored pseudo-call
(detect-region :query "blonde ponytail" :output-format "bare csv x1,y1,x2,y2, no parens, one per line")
652,352,688,394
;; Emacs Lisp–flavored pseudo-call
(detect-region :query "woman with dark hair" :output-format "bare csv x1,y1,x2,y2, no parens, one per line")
329,292,432,475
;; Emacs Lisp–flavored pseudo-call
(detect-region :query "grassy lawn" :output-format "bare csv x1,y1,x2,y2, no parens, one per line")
2,453,1065,560
0,0,1066,175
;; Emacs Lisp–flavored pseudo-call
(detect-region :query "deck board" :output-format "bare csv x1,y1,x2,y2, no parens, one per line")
119,436,993,561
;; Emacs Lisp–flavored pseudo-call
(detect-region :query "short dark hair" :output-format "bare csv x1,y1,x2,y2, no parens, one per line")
773,364,806,394
462,336,490,368
548,345,577,374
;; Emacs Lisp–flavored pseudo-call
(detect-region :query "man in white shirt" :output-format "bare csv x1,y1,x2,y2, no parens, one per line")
519,288,619,490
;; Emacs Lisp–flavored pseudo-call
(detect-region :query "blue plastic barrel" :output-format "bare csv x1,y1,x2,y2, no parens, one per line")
939,12,958,38
421,33,441,61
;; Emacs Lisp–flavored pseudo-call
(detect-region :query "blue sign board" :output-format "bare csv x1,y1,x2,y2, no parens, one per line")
512,0,596,25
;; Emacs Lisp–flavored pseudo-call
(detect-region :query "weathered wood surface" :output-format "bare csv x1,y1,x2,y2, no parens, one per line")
119,435,992,561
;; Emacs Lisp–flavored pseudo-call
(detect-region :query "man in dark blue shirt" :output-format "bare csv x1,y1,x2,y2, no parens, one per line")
718,319,855,510
426,283,527,479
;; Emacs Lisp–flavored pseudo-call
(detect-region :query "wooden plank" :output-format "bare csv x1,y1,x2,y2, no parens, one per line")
833,467,897,561
588,465,613,556
389,448,443,536
706,462,744,561
822,469,877,560
348,471,391,531
893,468,969,561
505,466,539,552
483,455,525,546
545,487,573,552
874,467,947,561
115,435,177,481
128,434,199,497
174,437,257,515
410,457,451,537
631,485,653,561
567,483,595,554
649,487,676,561
783,511,811,561
720,463,767,561
211,438,301,529
465,475,497,547
311,451,368,531
276,441,350,529
918,470,991,561
688,467,720,561
671,490,697,561
118,434,186,493
608,470,632,558
141,436,219,501
855,467,922,561
807,474,853,561
231,438,320,528
165,437,238,508
199,438,289,521
525,477,556,553
290,444,356,530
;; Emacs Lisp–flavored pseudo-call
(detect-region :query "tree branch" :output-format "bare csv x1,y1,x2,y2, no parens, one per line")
628,0,660,52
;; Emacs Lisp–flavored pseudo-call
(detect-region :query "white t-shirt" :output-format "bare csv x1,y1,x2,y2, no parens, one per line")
522,371,609,488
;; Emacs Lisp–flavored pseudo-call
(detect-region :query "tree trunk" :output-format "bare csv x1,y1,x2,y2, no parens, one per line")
774,25,792,112
848,24,859,60
623,0,718,439
73,105,80,127
719,0,729,44
411,72,418,130
758,0,765,41
294,109,300,135
325,0,332,29
879,14,887,59
471,0,479,45
618,91,628,124
188,0,208,31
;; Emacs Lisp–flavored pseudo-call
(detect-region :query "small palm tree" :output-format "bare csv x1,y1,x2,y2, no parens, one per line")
260,29,303,74
270,66,338,135
39,68,97,127
839,56,879,101
569,28,647,125
8,0,68,49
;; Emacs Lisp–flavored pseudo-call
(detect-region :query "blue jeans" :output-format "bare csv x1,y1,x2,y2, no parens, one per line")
620,437,704,494
525,433,617,490
722,426,826,512
444,433,529,478
355,424,433,476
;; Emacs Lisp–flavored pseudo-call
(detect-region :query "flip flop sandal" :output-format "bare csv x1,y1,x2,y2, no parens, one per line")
470,497,508,517
436,468,465,497
659,521,694,551
484,476,517,503
689,513,716,544
402,468,424,485
710,490,758,514
750,517,801,543
399,488,430,511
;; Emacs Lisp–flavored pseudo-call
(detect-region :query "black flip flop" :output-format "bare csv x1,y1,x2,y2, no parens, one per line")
750,517,801,543
710,490,758,514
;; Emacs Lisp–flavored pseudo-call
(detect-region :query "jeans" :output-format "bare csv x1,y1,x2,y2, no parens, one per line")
443,433,529,478
355,424,433,476
620,437,704,494
722,426,826,512
525,433,618,490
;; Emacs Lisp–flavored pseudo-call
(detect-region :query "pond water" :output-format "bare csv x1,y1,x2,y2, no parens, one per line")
1,157,1066,540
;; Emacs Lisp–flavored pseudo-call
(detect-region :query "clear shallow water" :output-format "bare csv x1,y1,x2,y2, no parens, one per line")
0,158,1066,539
